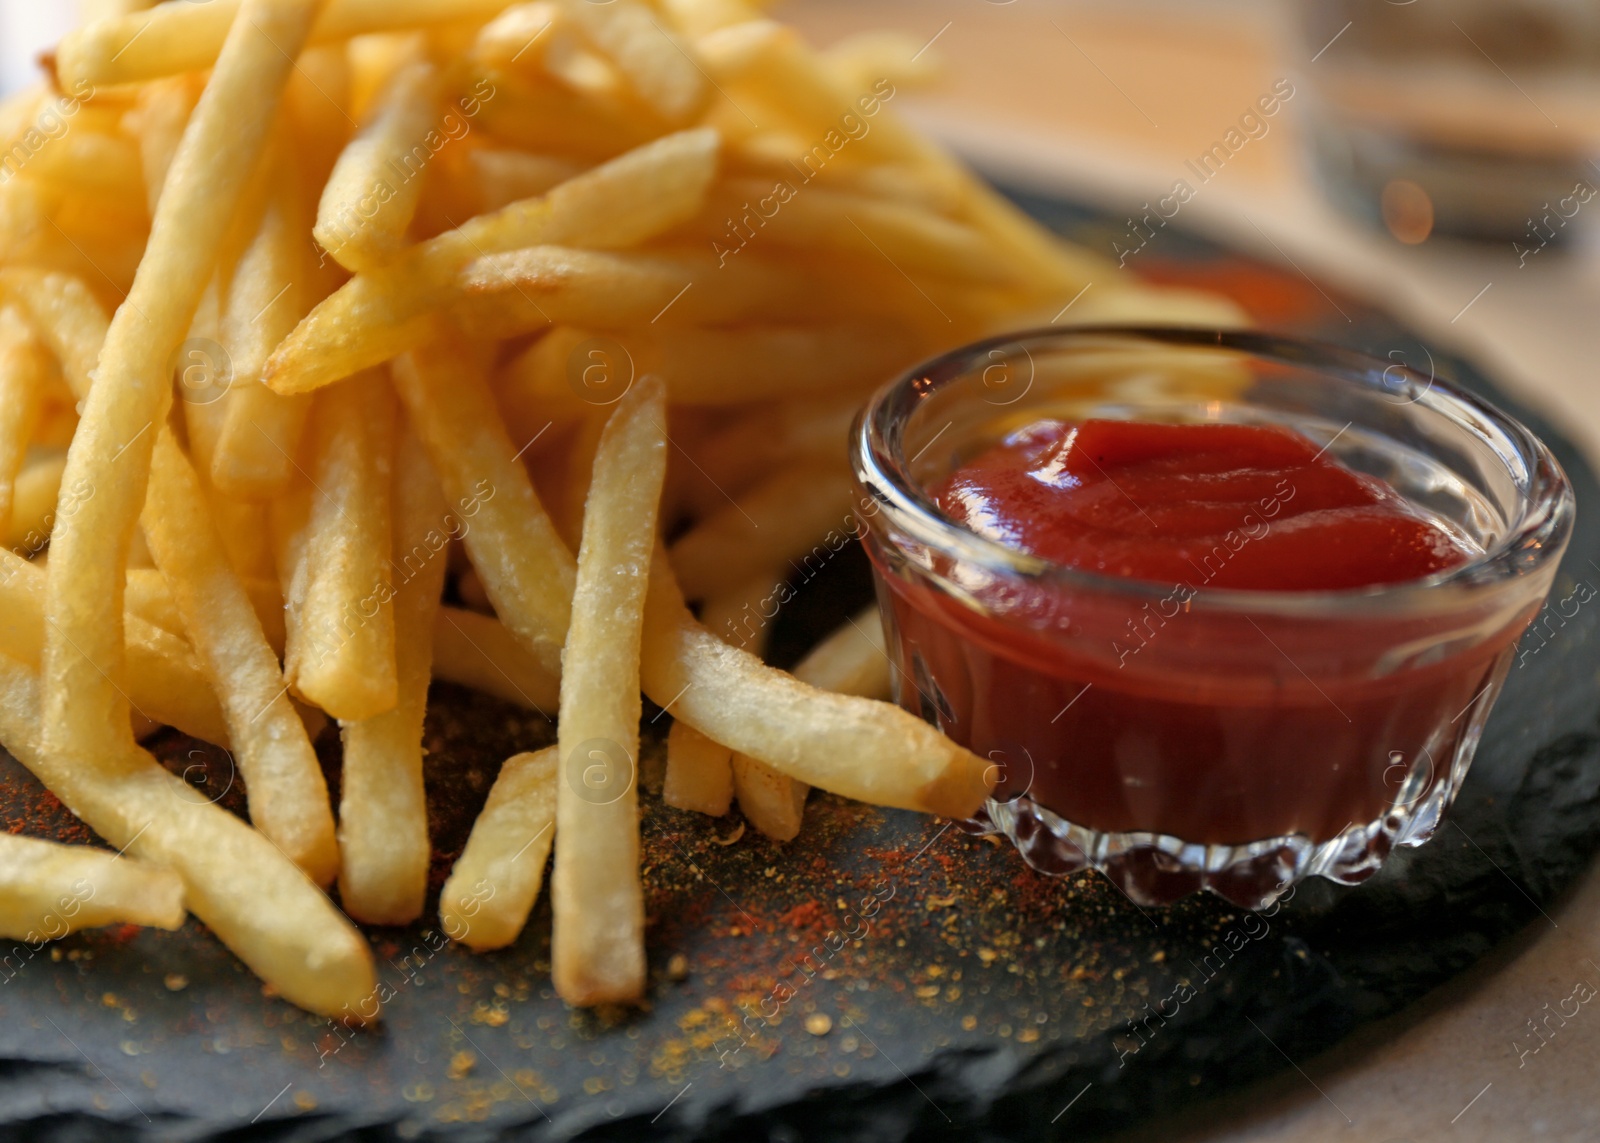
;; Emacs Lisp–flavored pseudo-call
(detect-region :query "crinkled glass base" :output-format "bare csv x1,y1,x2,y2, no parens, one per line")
964,661,1501,909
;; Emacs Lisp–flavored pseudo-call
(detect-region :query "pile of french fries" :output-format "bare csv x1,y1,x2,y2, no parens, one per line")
0,0,1237,1017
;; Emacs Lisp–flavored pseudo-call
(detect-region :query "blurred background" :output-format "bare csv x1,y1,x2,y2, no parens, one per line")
6,2,1600,1140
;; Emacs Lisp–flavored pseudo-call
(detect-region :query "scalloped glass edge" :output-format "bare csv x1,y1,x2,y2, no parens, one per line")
961,649,1511,910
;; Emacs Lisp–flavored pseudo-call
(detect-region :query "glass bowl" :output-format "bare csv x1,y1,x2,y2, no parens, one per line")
850,327,1574,908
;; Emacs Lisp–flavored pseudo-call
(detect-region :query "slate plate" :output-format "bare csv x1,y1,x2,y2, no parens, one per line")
0,185,1595,1143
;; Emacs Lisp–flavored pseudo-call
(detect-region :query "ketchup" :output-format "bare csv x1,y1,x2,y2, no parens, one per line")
935,419,1468,591
874,419,1519,847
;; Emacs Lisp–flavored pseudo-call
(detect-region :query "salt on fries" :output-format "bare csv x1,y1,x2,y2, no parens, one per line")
0,0,1240,1014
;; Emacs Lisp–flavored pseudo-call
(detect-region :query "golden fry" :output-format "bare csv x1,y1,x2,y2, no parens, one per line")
641,552,992,818
0,548,231,746
284,373,399,722
141,430,338,885
0,307,50,535
212,159,313,500
0,832,185,940
338,427,449,924
56,0,521,89
727,608,891,840
663,719,733,817
439,747,557,951
431,605,561,714
393,337,573,677
41,0,322,772
0,654,377,1020
552,377,667,1006
315,52,439,273
0,267,108,402
265,127,720,395
563,0,707,122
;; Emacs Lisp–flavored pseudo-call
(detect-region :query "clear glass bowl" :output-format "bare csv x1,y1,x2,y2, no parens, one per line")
851,327,1574,908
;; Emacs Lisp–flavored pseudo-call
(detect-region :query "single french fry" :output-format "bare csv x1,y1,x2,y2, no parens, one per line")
212,159,313,500
3,453,66,554
21,131,145,199
392,337,573,677
662,719,732,816
669,462,856,600
561,0,706,122
0,653,377,1020
552,376,666,1006
467,149,588,214
439,747,557,951
264,127,721,394
124,567,186,637
730,753,806,841
431,605,560,714
338,427,449,924
0,268,108,402
55,0,525,90
315,52,440,272
0,548,231,747
499,323,919,432
141,430,338,885
696,180,1021,287
727,608,891,840
453,246,842,338
0,832,185,940
124,76,203,219
0,307,50,535
0,826,184,934
284,373,398,722
640,551,992,818
41,0,323,774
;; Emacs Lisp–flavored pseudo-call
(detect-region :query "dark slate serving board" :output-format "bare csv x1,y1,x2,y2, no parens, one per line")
0,186,1596,1143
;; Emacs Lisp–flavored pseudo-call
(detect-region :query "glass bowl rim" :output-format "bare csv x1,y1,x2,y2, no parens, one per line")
850,325,1575,616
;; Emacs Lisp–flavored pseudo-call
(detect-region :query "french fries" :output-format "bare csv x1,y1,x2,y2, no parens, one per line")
0,548,232,746
2,0,1242,1019
141,430,338,885
729,608,892,840
55,0,522,90
393,336,573,677
641,552,993,819
266,127,721,394
0,654,376,1019
0,832,185,940
669,461,856,600
439,747,557,951
283,373,399,722
431,605,561,714
41,0,323,769
211,159,314,500
0,307,50,535
315,48,440,273
552,377,667,1006
663,720,734,817
337,428,448,924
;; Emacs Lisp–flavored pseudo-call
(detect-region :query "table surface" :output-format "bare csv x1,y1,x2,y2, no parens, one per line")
778,2,1600,1141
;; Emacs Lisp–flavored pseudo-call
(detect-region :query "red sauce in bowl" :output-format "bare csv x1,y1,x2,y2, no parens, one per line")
873,420,1521,846
936,419,1468,591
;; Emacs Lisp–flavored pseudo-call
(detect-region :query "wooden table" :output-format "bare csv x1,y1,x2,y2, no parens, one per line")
781,3,1600,1139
